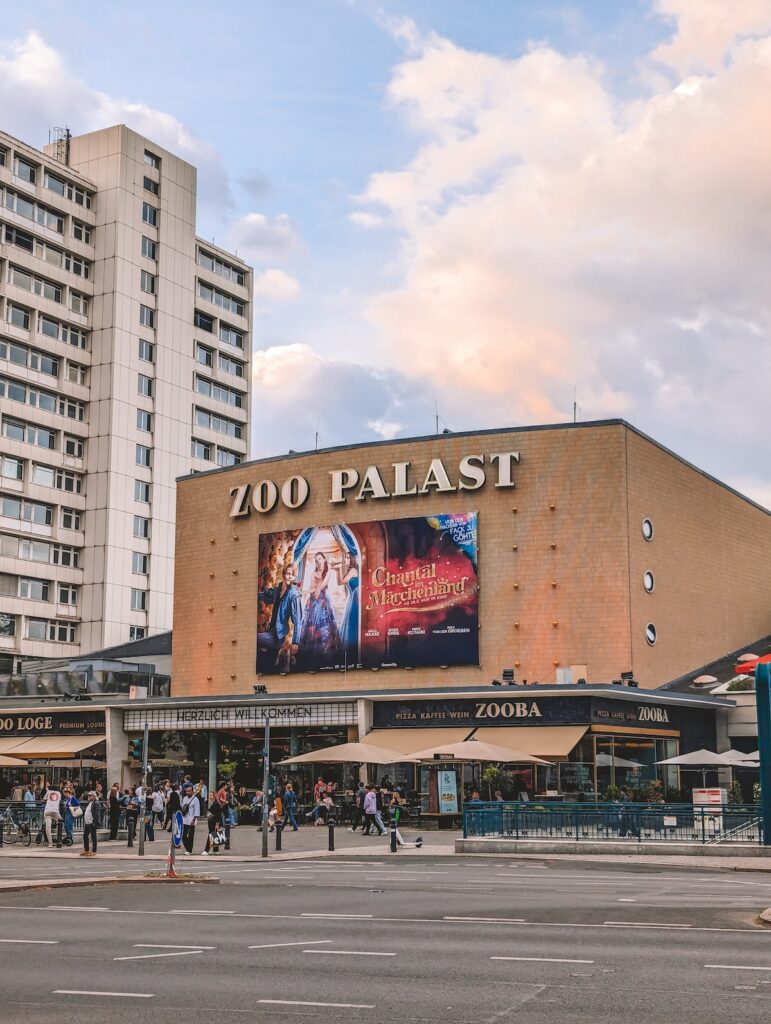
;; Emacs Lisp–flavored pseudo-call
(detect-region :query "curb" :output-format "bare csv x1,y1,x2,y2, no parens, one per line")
0,875,220,894
760,908,771,925
455,838,771,859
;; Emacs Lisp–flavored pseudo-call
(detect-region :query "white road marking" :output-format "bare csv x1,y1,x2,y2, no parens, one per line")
47,906,109,912
249,940,332,950
114,949,204,961
134,944,216,949
169,909,234,915
492,956,594,964
604,921,692,928
304,949,396,957
55,990,153,998
444,916,526,923
0,938,58,944
259,1000,374,1009
705,965,771,972
617,898,637,902
301,912,373,919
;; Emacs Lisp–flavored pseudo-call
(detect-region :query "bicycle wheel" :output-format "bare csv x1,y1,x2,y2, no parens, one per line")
20,830,31,847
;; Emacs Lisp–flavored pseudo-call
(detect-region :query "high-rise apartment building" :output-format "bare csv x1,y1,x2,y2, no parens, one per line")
0,125,252,668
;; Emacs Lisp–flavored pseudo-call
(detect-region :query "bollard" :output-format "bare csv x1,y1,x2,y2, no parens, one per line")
275,820,282,852
0,817,3,848
328,815,335,852
127,817,135,848
390,816,398,853
55,818,63,849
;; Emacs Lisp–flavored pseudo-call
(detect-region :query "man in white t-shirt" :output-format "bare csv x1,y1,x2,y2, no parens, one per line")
180,784,200,855
43,788,62,846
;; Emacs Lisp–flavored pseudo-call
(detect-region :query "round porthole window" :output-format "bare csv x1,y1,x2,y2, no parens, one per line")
645,623,657,646
643,571,655,593
642,518,654,541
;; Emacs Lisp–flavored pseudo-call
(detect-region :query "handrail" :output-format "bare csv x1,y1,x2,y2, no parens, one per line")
705,816,761,845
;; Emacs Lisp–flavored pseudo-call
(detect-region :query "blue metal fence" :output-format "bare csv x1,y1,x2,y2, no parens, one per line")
463,801,763,845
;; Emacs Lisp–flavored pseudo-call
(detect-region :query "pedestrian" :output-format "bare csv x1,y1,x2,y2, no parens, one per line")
43,787,62,846
165,783,181,830
107,783,121,841
195,777,208,807
181,784,200,854
202,790,226,855
80,791,101,856
267,792,282,832
283,783,299,831
10,781,23,803
63,785,81,843
251,789,263,826
362,784,386,836
23,784,36,808
313,777,326,804
144,789,155,842
152,786,165,826
348,780,366,832
125,787,140,843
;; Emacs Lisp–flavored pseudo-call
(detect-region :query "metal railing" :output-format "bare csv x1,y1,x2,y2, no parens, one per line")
462,802,764,845
0,799,122,835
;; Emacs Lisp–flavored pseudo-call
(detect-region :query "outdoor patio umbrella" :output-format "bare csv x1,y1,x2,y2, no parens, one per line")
0,754,26,767
405,738,551,765
595,752,640,769
656,748,732,786
275,741,417,766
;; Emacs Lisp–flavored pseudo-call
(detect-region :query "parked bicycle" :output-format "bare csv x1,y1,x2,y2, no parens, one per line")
0,808,32,847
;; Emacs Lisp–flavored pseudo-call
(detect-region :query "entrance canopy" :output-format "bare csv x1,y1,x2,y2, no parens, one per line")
472,726,587,759
365,728,471,756
276,741,416,766
0,736,106,758
0,754,27,766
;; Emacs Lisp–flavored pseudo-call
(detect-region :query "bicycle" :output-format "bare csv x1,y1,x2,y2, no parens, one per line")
0,808,32,847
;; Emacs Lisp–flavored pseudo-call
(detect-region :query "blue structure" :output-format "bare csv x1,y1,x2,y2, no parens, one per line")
756,663,771,846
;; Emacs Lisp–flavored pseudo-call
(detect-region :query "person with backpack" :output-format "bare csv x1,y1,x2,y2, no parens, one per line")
181,783,200,854
202,789,227,855
164,783,181,831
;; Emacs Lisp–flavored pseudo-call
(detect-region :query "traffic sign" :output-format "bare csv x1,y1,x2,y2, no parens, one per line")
172,810,184,848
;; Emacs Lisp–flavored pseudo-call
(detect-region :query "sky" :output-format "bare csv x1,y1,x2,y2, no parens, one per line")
2,0,771,507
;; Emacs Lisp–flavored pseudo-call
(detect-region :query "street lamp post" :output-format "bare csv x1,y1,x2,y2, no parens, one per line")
261,716,270,859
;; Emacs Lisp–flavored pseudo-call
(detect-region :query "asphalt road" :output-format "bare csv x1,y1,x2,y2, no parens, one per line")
0,858,769,1023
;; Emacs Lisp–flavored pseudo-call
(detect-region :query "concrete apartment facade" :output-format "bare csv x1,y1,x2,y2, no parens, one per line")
0,125,252,667
172,421,771,695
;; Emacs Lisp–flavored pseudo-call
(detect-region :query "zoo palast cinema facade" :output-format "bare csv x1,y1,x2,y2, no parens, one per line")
112,419,763,801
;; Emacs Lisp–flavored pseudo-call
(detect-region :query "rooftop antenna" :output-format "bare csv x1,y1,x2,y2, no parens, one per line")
573,386,577,423
49,126,71,166
315,417,320,451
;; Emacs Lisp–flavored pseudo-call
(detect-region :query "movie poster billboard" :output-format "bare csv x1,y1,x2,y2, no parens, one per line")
256,512,478,675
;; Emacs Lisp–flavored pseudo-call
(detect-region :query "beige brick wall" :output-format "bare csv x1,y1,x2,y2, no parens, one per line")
172,422,771,696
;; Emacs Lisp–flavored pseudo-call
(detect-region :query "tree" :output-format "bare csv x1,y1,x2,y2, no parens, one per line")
217,761,238,784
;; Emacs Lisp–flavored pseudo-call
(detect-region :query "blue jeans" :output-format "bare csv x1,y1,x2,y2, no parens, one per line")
145,815,155,841
285,807,298,829
64,810,75,839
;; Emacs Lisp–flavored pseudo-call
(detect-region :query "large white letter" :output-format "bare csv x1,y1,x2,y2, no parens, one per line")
489,452,520,488
229,484,251,518
419,458,456,494
458,455,485,491
356,465,389,501
281,475,310,510
252,480,278,514
330,468,359,504
393,462,417,496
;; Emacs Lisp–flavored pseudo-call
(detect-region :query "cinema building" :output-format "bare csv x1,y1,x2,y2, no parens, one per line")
0,420,765,807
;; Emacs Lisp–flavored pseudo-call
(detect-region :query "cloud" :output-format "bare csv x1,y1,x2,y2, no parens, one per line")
227,211,301,262
349,211,386,228
250,344,429,457
252,268,301,303
0,31,232,212
350,10,771,500
238,170,272,201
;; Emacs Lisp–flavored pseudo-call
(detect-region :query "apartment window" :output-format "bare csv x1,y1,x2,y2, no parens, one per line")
72,220,91,244
26,618,47,640
140,270,156,294
51,544,79,568
217,447,242,468
58,396,85,421
2,418,56,450
132,551,149,575
0,494,22,519
67,362,87,386
142,202,158,227
15,158,37,185
138,339,154,362
0,339,58,377
17,538,50,562
63,253,89,278
219,323,244,349
194,310,214,333
196,375,242,408
197,249,245,287
218,353,244,378
58,583,78,606
8,304,31,330
70,292,88,316
39,316,59,340
141,236,157,260
137,410,152,432
135,444,152,468
131,588,148,612
0,456,23,481
60,324,88,350
5,224,35,253
196,344,213,368
197,281,245,317
194,407,242,439
191,439,212,460
19,577,49,601
67,183,92,208
137,373,153,398
0,613,15,638
61,507,81,530
143,176,159,196
134,480,151,503
64,435,84,459
50,621,77,643
0,147,6,167
10,266,62,303
144,150,161,169
133,515,150,539
45,171,66,197
129,625,146,641
139,305,155,329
